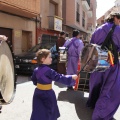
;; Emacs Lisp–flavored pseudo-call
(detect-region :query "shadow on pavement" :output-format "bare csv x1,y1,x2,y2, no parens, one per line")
58,90,93,120
54,81,67,88
16,75,31,84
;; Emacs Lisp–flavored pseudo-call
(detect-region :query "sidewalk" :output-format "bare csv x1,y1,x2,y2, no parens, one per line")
0,76,120,120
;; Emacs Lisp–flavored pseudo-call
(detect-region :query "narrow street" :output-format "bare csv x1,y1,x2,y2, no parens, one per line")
0,0,120,120
0,75,120,120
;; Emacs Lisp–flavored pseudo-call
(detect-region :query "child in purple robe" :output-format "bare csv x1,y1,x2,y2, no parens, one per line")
87,12,120,120
30,49,78,120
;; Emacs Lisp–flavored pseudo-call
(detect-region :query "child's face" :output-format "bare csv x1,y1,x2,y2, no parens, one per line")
42,53,52,65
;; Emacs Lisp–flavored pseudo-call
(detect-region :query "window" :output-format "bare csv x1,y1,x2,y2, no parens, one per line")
41,34,58,49
49,2,58,16
82,11,85,27
76,3,80,22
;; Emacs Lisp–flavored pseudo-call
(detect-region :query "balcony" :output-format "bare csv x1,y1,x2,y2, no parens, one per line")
82,0,90,11
0,0,40,18
87,10,92,18
48,16,63,32
86,0,90,6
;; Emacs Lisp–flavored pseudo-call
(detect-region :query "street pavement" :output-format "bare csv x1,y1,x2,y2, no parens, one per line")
0,75,120,120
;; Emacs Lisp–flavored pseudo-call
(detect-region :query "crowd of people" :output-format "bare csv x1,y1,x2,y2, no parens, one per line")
30,12,120,120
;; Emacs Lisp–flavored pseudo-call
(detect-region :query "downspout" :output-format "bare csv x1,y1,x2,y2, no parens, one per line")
36,17,37,44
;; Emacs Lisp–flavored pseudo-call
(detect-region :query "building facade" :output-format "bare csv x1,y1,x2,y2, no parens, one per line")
86,0,97,41
62,0,97,41
36,0,63,45
115,0,120,12
115,0,120,7
0,0,97,54
37,0,97,44
96,1,120,26
0,0,40,54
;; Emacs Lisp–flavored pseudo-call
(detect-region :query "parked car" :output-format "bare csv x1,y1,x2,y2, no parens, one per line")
15,43,58,75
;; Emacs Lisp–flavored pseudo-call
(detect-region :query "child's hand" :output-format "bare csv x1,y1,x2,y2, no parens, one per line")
72,74,78,80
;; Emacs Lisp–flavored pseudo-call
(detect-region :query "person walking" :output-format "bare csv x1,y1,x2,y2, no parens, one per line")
30,49,78,120
86,12,120,120
64,30,84,90
56,31,66,74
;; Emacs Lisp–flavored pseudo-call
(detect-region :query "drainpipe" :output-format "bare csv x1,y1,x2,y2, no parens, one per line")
36,17,38,44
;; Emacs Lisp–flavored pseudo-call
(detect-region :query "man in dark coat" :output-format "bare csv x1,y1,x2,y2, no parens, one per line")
56,31,66,74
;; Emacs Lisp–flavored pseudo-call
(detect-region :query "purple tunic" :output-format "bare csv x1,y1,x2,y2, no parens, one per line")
64,37,84,75
30,64,75,120
87,22,120,120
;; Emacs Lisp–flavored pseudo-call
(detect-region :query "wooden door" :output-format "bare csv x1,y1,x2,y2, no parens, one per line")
22,31,32,53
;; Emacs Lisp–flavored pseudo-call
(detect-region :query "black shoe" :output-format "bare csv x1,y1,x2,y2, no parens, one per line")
67,87,74,91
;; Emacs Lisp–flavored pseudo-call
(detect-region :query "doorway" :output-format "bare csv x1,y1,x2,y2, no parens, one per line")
0,27,12,44
22,31,32,53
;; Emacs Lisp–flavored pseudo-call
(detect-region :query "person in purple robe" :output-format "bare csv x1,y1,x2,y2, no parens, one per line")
63,30,84,90
30,49,78,120
86,12,120,120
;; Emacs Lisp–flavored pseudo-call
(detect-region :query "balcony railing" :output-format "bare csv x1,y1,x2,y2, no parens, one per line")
48,16,62,31
0,0,40,18
82,0,90,11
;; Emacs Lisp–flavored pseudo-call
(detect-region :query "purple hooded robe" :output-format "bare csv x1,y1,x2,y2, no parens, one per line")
30,64,75,120
87,22,120,120
64,37,84,75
